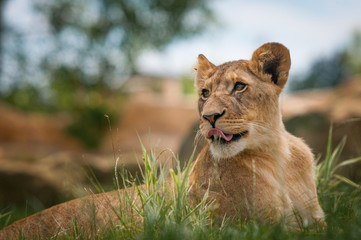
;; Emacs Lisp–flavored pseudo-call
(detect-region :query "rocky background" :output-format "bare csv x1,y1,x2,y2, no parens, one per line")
1,76,361,208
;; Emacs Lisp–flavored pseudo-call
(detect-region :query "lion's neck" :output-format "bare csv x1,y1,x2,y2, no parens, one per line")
249,111,290,157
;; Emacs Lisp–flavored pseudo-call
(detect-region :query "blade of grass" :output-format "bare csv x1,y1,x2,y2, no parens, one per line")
332,156,361,173
334,174,361,188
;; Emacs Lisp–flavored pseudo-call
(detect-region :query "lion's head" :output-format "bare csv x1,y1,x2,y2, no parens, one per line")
195,43,291,159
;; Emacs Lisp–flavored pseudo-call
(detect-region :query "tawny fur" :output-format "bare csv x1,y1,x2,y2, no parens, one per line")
0,43,324,239
192,42,324,225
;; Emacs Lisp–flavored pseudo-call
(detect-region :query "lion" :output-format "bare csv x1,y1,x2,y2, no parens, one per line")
0,43,325,239
188,42,325,225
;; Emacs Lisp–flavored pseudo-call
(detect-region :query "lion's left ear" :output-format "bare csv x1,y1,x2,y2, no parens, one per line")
249,42,291,89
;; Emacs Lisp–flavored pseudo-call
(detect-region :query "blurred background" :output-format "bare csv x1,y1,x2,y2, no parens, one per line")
0,0,360,214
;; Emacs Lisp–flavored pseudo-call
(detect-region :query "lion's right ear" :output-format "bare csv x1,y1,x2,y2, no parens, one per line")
194,54,215,89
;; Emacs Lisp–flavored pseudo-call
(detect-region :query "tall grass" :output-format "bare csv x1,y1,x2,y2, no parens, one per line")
316,125,361,194
125,141,212,240
1,127,361,239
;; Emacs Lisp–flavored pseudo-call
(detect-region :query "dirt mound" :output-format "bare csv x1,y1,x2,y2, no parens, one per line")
0,104,82,159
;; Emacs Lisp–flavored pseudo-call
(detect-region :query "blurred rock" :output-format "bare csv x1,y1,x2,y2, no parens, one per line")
0,103,82,159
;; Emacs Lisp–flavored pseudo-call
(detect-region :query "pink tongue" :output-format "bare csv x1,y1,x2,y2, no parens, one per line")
207,128,233,142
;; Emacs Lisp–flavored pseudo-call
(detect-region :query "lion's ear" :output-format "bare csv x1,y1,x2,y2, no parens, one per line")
195,54,216,89
249,42,291,89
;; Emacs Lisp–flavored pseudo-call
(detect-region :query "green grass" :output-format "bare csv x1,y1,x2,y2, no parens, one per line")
1,127,361,239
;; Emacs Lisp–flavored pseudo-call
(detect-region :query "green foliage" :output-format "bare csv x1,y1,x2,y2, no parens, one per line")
66,105,113,148
182,75,196,95
33,0,214,76
0,84,47,112
345,30,361,75
48,65,86,111
2,0,214,90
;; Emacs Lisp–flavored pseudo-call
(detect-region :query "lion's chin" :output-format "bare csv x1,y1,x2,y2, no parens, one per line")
209,138,248,160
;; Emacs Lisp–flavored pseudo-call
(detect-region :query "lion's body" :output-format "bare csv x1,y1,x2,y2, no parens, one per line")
189,133,324,225
0,188,143,239
0,43,324,239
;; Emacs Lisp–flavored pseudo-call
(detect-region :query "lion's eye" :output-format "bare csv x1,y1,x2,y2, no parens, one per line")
201,89,210,99
233,82,247,92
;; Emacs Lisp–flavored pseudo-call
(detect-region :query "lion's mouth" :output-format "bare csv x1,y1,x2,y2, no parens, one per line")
207,128,249,144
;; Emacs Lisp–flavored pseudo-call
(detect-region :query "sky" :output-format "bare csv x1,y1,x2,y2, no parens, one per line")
5,0,361,82
138,0,361,79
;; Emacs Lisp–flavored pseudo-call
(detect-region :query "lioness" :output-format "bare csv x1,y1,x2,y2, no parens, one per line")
0,43,324,239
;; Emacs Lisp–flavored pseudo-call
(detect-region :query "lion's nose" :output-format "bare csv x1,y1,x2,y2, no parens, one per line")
203,110,226,126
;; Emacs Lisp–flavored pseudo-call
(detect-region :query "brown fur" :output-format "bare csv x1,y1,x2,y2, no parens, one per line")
0,43,324,239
